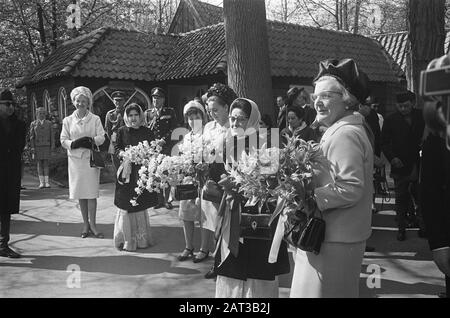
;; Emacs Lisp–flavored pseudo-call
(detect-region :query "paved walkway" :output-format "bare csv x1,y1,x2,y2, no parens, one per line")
0,171,446,298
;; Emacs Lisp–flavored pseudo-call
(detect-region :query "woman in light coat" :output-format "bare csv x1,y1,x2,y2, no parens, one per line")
290,59,374,298
29,107,55,188
60,86,105,238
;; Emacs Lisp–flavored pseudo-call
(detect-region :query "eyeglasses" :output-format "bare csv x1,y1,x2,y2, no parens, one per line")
311,91,343,102
228,115,248,123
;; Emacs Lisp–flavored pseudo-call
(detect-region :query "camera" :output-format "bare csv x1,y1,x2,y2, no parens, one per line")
420,52,450,150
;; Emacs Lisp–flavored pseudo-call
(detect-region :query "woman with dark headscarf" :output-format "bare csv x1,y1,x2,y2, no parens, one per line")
113,103,158,251
214,98,290,298
290,59,374,298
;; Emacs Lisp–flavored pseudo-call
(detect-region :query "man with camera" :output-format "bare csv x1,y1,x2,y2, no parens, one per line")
420,52,450,298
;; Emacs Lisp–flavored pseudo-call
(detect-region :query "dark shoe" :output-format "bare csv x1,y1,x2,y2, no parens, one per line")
204,266,217,279
89,229,104,239
177,248,194,261
193,249,209,263
81,232,89,238
165,202,173,210
0,247,21,258
397,230,406,241
154,203,164,209
418,228,427,238
365,246,375,252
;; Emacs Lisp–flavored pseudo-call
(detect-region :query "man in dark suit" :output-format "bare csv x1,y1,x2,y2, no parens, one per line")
144,87,177,209
381,91,425,241
0,88,26,258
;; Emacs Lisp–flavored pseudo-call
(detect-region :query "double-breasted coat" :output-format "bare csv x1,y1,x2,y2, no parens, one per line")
0,114,26,215
144,106,177,155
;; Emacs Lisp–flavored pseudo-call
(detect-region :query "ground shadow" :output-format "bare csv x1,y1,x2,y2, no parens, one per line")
359,278,444,298
0,254,200,276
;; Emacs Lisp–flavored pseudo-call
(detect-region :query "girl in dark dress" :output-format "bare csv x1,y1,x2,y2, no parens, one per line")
113,103,158,251
214,98,290,298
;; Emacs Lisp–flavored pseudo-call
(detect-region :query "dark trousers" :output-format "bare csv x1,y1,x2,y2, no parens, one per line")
0,214,11,249
393,175,424,231
157,187,171,205
446,275,450,297
110,154,120,172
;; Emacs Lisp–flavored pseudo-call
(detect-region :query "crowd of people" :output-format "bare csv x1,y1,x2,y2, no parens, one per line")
0,55,449,298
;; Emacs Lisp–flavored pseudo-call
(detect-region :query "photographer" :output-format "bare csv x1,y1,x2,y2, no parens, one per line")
419,53,450,298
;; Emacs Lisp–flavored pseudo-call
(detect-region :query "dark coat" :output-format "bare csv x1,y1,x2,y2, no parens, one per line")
114,126,158,212
420,133,450,251
280,125,318,147
381,109,425,177
215,133,290,281
365,108,381,156
144,106,177,155
0,114,26,215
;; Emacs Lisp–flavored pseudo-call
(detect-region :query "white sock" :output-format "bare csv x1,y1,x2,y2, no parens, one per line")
39,176,44,185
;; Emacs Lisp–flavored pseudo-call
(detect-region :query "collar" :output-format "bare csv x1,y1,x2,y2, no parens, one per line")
72,110,92,124
320,113,363,143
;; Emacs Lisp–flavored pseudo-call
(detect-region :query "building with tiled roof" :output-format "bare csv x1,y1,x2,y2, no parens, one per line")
373,30,450,77
19,0,402,127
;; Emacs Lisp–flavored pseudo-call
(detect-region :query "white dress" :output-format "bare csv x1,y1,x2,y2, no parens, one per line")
60,111,105,199
201,121,229,232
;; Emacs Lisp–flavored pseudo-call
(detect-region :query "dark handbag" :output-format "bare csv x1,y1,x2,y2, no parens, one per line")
283,208,325,255
175,184,198,200
90,144,105,169
240,213,273,240
202,180,224,204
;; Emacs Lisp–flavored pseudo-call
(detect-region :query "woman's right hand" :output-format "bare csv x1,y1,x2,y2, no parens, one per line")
71,136,93,149
218,174,235,194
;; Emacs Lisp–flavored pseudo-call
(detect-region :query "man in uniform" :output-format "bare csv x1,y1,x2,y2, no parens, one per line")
105,90,127,171
145,87,177,209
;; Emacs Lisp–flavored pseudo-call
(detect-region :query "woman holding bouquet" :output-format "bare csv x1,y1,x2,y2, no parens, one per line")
214,98,290,298
197,84,237,276
177,100,208,261
290,58,374,298
113,103,158,251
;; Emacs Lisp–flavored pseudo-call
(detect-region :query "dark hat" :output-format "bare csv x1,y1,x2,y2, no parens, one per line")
0,88,14,102
314,58,370,104
396,91,415,103
206,83,237,106
151,87,165,97
111,91,126,100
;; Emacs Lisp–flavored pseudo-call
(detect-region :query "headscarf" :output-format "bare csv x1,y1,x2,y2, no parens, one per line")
229,97,260,136
123,103,145,128
70,86,93,109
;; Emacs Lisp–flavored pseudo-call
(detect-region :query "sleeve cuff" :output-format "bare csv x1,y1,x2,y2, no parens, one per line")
432,246,450,252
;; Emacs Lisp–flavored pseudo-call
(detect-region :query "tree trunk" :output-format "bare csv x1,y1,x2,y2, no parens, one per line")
343,0,348,31
408,0,445,107
335,0,340,29
353,0,361,34
223,0,274,119
36,2,48,57
51,0,58,52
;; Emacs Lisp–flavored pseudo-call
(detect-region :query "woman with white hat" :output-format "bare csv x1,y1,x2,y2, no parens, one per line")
60,86,105,239
177,100,208,261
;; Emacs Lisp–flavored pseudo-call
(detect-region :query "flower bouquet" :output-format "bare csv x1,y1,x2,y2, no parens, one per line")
269,134,329,256
225,145,282,240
